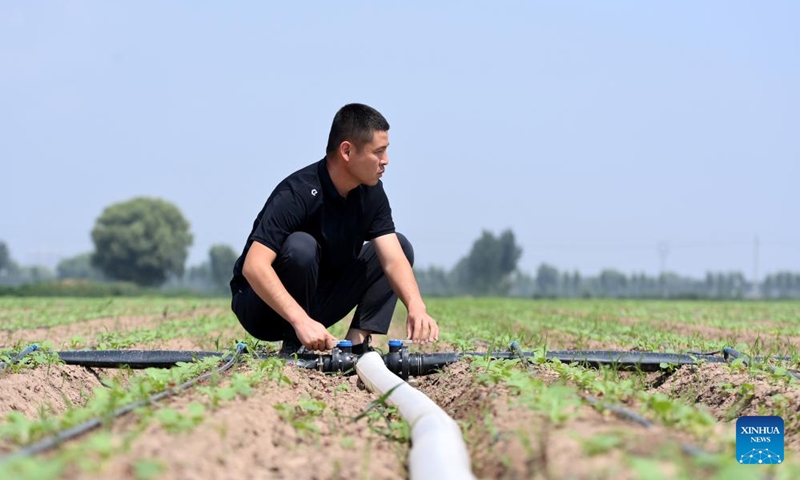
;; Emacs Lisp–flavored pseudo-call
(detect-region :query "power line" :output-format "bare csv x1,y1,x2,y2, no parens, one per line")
520,241,799,251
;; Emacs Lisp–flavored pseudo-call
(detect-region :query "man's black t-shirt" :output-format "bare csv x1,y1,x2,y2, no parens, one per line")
230,159,395,292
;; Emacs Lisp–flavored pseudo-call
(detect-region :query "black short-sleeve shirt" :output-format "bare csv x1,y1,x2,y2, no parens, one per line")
230,159,395,291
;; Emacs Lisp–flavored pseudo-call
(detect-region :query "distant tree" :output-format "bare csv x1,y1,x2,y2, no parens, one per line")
628,273,640,297
657,272,680,298
715,273,727,298
208,244,238,289
453,229,522,295
91,197,193,287
730,272,746,299
182,263,212,290
780,272,794,298
15,265,56,283
559,272,571,297
762,275,773,298
508,270,536,297
535,263,560,297
57,252,105,281
704,272,716,298
571,271,583,297
415,265,455,296
599,269,627,297
0,241,10,275
761,272,800,299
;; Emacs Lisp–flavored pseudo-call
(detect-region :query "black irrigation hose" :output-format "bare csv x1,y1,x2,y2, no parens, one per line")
0,344,40,370
581,392,714,458
509,341,712,457
721,348,794,363
722,347,800,381
580,392,710,456
290,349,733,377
686,350,723,356
57,349,225,369
580,394,653,428
509,342,529,367
543,350,727,371
510,342,656,428
0,348,702,373
285,349,730,377
5,347,751,377
6,345,795,378
0,343,246,463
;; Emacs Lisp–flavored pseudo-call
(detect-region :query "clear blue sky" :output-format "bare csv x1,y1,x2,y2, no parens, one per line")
2,1,798,279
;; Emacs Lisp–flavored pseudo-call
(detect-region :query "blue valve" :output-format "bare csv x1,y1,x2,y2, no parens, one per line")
388,339,404,353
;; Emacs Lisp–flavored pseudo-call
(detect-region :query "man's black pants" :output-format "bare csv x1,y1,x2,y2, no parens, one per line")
231,232,414,342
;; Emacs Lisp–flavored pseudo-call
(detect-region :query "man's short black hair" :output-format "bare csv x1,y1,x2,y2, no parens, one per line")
326,103,390,155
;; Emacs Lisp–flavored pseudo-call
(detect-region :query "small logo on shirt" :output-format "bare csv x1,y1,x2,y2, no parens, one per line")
311,189,318,196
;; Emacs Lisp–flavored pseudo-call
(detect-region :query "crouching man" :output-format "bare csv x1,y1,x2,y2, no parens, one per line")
230,103,439,355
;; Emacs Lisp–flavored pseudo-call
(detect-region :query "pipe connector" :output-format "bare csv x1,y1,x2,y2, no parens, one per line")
326,342,356,373
384,340,411,379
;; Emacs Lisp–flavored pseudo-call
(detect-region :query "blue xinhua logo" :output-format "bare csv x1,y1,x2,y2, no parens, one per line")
736,416,784,465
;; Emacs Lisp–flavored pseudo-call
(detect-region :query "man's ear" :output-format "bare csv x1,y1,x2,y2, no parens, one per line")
339,141,353,162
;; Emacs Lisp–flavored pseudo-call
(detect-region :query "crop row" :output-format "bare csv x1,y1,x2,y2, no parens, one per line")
0,298,221,331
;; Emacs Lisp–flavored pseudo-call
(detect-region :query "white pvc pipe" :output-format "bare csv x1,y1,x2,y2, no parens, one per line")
356,352,476,480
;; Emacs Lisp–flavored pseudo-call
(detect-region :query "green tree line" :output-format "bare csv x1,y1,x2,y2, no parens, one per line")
2,196,798,299
1,197,238,295
415,234,800,300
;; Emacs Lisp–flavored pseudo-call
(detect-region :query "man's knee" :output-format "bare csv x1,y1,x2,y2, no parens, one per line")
279,232,320,269
396,233,414,267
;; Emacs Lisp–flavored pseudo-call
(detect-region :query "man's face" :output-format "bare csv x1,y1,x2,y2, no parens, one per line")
347,130,389,186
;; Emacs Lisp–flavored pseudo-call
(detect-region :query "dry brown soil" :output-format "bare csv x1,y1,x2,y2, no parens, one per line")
1,309,798,479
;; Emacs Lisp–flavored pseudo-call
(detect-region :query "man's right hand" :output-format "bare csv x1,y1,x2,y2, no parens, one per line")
293,317,336,351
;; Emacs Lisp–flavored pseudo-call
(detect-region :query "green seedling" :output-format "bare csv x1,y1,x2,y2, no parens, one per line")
334,383,350,393
352,383,409,443
580,433,622,456
274,396,328,436
133,459,165,480
360,405,410,443
155,403,206,433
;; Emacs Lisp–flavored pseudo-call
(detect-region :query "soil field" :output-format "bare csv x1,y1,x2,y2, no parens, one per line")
0,297,798,479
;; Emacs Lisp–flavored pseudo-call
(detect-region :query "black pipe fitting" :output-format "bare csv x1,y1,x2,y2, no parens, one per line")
324,343,356,373
383,342,411,379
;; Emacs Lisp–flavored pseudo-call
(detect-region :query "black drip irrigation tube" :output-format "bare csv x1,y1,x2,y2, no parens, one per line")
53,347,724,377
57,349,224,369
0,343,246,463
0,344,40,370
16,343,790,380
723,347,800,381
4,344,792,379
507,342,711,458
289,344,796,379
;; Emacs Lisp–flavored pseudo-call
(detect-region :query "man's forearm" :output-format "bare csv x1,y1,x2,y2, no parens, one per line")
243,263,309,327
382,259,427,313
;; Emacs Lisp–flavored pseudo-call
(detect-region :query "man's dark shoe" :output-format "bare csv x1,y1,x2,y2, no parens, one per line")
278,336,306,357
352,334,374,355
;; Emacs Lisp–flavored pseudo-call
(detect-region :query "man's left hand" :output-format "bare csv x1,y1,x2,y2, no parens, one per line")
406,309,439,344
